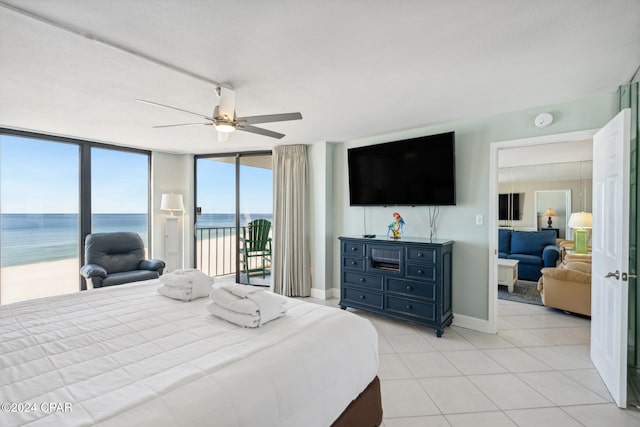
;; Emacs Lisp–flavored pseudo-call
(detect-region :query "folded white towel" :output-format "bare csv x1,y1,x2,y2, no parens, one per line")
209,287,262,316
227,284,268,298
158,284,194,302
157,269,214,301
206,301,260,328
208,286,288,326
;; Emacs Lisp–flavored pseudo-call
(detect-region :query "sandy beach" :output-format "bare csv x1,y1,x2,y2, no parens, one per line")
1,236,270,305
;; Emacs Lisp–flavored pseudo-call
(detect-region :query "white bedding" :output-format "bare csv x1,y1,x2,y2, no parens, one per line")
0,280,379,427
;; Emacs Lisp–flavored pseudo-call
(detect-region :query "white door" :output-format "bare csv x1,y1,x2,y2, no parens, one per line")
591,108,631,408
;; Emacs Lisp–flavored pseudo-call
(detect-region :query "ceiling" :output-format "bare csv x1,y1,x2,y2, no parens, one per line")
1,1,639,155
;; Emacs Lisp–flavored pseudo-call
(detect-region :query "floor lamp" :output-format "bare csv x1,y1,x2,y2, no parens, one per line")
568,212,592,254
161,193,184,272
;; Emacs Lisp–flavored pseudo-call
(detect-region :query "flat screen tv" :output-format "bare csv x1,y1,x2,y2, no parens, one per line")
498,193,521,220
348,132,456,206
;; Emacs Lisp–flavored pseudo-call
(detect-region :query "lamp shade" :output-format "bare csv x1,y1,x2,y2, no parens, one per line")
543,208,556,217
568,212,592,229
160,193,184,213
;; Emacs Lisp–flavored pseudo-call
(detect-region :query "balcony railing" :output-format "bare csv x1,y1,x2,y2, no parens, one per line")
195,226,272,278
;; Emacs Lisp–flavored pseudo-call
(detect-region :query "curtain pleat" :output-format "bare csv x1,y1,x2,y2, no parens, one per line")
272,145,310,296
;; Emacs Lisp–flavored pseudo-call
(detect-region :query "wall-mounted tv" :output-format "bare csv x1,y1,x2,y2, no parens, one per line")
348,132,456,206
499,193,521,220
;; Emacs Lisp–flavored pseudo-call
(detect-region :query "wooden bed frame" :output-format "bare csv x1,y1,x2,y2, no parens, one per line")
331,376,382,427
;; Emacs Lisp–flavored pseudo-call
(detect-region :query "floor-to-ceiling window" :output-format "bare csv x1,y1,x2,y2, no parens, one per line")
0,134,79,304
195,152,273,284
0,130,150,304
91,147,150,254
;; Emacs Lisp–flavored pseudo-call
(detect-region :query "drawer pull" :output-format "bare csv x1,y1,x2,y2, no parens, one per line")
351,261,357,265
360,295,366,299
406,304,412,310
351,247,358,251
417,252,423,257
417,269,424,275
406,285,413,291
359,277,365,282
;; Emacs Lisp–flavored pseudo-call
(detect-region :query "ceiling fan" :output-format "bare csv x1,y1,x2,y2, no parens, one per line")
137,86,302,142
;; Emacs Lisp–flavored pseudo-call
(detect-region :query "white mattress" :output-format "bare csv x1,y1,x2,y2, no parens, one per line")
0,280,379,427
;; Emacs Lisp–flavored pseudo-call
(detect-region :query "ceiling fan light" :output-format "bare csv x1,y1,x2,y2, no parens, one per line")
215,123,236,133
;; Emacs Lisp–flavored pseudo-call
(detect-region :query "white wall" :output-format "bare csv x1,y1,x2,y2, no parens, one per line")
151,152,194,271
321,91,617,323
308,142,336,297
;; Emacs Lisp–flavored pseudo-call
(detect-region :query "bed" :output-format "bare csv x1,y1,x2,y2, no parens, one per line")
0,280,381,426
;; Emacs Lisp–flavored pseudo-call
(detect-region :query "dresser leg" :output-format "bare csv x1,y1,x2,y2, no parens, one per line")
339,305,347,310
435,329,443,337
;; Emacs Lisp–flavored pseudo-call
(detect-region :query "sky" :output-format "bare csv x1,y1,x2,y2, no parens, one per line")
196,157,273,214
1,134,272,215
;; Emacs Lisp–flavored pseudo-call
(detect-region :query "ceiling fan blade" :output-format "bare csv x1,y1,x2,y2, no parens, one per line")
238,124,285,139
217,87,237,120
237,112,303,125
217,131,230,142
137,99,213,121
152,123,212,128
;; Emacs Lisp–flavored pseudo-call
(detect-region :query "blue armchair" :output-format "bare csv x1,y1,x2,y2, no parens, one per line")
80,232,165,289
499,229,560,281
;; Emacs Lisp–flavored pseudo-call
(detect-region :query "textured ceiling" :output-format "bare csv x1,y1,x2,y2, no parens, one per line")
1,0,639,154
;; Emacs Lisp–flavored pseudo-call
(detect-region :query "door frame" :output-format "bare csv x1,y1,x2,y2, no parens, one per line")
488,129,598,333
193,150,272,283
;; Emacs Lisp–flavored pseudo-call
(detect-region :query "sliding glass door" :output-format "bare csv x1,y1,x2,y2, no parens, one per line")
238,155,273,285
195,152,272,285
0,134,80,304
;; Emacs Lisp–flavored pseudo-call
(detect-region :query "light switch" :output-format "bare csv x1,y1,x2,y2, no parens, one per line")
475,214,483,225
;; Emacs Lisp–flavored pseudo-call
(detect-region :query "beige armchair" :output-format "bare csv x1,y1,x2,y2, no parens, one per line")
537,260,591,316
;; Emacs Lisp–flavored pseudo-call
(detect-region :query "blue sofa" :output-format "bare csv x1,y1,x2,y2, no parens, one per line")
499,229,560,281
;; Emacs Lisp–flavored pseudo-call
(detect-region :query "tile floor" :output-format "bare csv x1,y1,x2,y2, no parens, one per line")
304,296,640,426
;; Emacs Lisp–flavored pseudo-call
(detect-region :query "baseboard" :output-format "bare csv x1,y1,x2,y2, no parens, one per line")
310,287,331,300
452,312,495,334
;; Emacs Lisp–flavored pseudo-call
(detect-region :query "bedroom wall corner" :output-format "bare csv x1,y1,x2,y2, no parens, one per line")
151,151,193,272
308,142,335,299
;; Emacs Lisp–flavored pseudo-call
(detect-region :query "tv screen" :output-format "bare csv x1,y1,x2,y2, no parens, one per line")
499,193,521,220
348,132,456,206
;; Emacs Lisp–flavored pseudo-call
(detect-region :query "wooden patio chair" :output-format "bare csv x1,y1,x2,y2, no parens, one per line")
239,219,272,284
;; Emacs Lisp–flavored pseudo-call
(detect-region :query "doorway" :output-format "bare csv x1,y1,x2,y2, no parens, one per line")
194,152,273,285
488,130,597,332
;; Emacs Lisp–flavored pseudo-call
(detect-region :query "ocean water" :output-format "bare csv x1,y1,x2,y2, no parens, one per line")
0,213,272,267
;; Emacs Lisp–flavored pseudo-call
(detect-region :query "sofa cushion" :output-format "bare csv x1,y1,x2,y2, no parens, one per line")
508,253,544,266
102,270,160,287
511,230,556,256
498,229,511,255
540,266,591,284
563,261,592,274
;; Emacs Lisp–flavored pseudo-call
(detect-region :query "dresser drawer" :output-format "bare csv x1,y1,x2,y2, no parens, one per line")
342,287,383,309
342,241,365,256
344,272,383,290
406,264,436,281
387,278,435,301
385,295,436,322
407,247,437,264
342,256,365,271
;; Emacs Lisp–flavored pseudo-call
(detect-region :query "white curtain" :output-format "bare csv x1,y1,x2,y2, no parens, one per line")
272,145,310,296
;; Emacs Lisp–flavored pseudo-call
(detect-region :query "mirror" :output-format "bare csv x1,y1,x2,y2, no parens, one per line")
535,190,571,239
498,159,592,235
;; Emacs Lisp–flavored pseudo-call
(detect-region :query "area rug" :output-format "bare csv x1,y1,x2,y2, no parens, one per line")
498,280,543,306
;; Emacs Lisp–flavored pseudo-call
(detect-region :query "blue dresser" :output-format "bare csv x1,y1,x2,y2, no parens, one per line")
338,236,454,337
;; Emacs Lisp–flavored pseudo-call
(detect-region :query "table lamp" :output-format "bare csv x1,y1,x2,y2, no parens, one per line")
544,208,556,228
568,212,592,254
